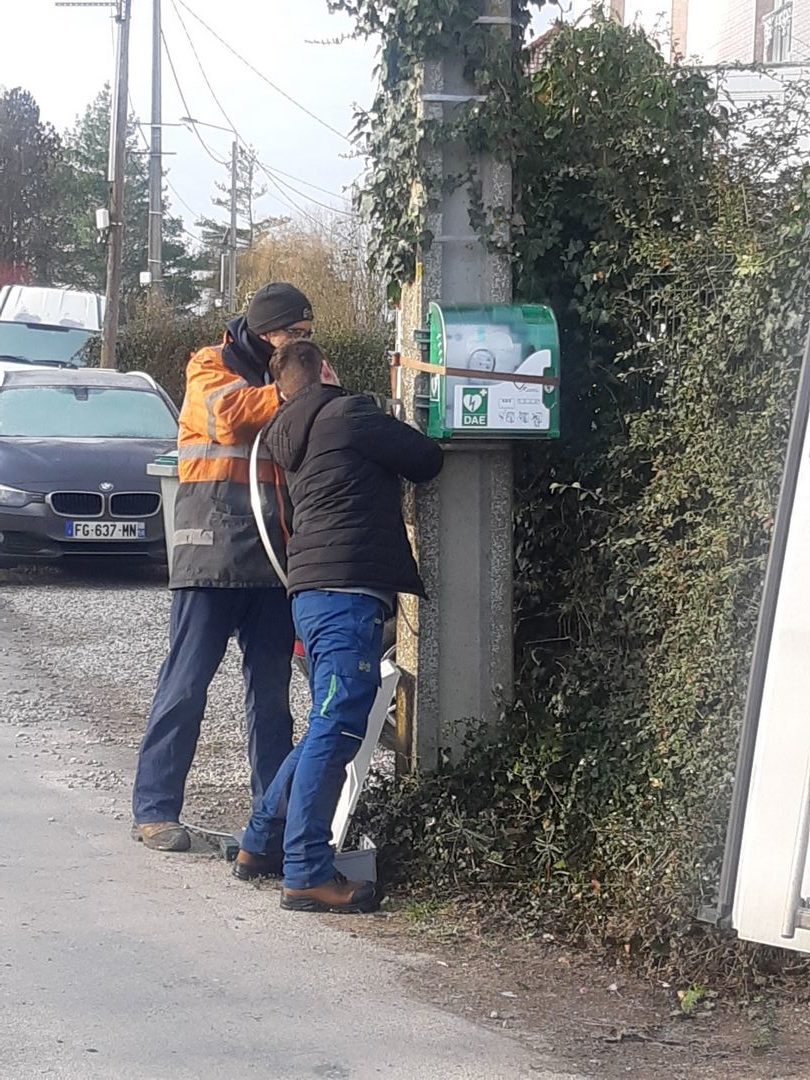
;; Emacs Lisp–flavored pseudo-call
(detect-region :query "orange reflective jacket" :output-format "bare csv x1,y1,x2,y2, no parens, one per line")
178,340,280,484
169,334,289,590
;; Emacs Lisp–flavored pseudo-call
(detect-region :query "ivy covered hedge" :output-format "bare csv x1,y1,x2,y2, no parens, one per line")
342,6,810,985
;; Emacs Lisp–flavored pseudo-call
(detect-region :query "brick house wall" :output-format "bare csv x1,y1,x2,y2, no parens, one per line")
672,0,689,57
792,2,810,58
716,0,810,64
717,0,759,62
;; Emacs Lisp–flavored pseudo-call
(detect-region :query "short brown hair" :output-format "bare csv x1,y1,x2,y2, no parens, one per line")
270,340,325,394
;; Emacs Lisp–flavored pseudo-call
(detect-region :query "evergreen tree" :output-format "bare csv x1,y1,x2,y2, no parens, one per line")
0,88,62,284
196,145,286,300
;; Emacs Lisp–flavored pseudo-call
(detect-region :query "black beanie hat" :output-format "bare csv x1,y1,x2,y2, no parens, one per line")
246,283,314,335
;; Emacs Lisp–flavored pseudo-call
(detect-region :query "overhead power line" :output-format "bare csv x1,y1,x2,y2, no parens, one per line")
165,177,206,227
173,0,350,143
169,0,238,138
161,28,228,166
257,159,355,217
257,162,351,200
169,0,349,201
160,9,358,232
164,180,209,243
254,161,325,228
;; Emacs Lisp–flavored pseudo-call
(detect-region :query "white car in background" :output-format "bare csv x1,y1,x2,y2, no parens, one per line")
0,285,104,370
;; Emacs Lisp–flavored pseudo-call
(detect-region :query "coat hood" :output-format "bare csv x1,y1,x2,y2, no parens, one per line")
267,383,348,472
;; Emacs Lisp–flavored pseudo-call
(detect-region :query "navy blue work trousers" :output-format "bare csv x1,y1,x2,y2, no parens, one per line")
241,590,384,890
132,586,294,824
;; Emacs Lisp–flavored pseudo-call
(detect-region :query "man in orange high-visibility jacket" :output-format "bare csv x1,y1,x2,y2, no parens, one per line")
131,283,314,852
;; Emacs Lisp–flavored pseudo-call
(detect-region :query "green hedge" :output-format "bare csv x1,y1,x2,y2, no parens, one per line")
317,327,391,397
85,297,390,404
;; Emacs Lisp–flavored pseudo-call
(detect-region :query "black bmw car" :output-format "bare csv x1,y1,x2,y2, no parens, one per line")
0,367,178,565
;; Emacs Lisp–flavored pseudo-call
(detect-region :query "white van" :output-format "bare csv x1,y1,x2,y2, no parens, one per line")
0,286,105,369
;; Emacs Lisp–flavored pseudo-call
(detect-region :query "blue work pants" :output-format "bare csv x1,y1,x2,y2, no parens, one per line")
241,590,384,889
132,586,294,824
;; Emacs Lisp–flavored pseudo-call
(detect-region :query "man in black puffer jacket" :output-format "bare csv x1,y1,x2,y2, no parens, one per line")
234,340,443,913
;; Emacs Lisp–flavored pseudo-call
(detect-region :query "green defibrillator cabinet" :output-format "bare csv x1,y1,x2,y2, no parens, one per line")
426,302,560,440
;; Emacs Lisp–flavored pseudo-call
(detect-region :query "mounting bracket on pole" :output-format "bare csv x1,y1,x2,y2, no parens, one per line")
421,94,487,104
433,235,485,244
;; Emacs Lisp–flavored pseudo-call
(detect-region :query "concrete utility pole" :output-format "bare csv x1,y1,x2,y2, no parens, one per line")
228,139,239,310
147,0,163,289
101,0,131,368
395,0,515,772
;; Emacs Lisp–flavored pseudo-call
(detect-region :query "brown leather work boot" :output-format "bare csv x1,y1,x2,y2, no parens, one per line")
281,872,382,914
131,821,190,852
232,849,282,881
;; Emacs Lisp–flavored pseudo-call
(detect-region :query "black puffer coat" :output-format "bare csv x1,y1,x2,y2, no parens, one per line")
265,384,443,597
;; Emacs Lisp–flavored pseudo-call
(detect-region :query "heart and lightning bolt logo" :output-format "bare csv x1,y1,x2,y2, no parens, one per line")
461,388,488,426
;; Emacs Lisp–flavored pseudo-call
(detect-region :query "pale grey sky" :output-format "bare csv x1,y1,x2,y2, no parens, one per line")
2,1,723,246
3,0,378,239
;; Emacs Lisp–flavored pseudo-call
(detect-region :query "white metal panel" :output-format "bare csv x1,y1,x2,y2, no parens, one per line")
0,286,104,331
732,401,810,950
331,660,400,851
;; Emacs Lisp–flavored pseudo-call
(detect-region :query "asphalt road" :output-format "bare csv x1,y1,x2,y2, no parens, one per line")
0,569,584,1080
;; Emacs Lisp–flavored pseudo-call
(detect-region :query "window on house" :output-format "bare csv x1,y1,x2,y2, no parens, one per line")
764,1,794,62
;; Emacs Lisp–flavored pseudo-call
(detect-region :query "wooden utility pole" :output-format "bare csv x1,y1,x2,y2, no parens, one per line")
147,0,163,290
101,0,131,367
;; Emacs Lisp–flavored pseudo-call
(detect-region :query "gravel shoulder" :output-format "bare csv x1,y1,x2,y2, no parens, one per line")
2,563,810,1079
0,562,313,831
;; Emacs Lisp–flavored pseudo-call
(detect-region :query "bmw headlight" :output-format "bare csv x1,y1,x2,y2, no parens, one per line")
0,485,40,509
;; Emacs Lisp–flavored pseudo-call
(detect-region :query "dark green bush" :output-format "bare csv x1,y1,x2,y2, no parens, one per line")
85,296,390,404
351,13,810,986
317,326,392,397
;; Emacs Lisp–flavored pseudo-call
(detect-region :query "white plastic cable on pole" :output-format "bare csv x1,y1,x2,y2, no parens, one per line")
249,422,401,875
331,660,400,851
249,424,288,588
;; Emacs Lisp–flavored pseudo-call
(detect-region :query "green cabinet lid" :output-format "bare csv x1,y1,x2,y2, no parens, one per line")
426,302,560,440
